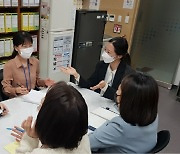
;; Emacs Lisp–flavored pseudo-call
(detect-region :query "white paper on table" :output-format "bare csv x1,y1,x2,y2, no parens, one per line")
88,112,106,128
90,107,118,121
21,90,46,105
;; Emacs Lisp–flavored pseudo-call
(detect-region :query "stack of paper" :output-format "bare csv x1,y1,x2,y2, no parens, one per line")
21,89,46,105
89,112,106,128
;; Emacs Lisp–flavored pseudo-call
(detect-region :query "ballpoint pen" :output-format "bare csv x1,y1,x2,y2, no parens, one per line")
6,127,25,133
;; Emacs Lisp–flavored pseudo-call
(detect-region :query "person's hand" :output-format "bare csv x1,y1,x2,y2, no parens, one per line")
60,66,79,78
15,86,29,95
21,116,38,138
0,103,9,116
37,97,44,111
90,80,106,91
11,126,24,142
44,78,55,87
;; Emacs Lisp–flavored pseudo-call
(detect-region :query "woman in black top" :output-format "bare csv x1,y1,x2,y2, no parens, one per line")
60,37,134,100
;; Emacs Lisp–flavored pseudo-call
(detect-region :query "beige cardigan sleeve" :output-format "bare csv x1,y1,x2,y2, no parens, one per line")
16,133,39,154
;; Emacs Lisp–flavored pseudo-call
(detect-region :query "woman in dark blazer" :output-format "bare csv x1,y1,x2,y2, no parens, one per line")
60,37,134,100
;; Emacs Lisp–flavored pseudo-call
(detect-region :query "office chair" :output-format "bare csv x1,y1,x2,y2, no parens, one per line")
148,130,170,153
0,69,9,101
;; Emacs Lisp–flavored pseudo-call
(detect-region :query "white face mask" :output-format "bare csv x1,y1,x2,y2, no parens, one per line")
20,47,34,59
102,51,115,63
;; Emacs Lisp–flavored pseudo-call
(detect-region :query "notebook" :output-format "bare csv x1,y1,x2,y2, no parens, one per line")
4,141,20,154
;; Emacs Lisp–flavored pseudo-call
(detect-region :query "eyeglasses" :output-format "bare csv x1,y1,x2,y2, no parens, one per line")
114,93,121,104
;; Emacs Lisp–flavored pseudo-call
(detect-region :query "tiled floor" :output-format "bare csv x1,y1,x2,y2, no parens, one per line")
158,86,180,153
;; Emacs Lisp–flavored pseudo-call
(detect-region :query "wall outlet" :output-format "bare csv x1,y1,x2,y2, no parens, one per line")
109,14,115,22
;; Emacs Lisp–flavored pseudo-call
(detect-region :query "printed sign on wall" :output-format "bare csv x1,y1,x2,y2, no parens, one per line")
123,0,134,9
53,36,72,71
113,24,122,33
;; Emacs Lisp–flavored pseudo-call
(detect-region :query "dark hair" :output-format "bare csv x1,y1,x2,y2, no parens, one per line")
35,81,88,149
109,37,131,65
11,31,33,58
119,72,159,126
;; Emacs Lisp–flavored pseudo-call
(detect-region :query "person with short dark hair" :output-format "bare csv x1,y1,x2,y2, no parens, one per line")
16,81,91,154
89,72,159,153
60,37,134,100
2,31,54,98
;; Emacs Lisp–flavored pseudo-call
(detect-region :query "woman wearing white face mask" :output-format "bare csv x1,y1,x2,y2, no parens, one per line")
2,31,54,98
60,37,134,100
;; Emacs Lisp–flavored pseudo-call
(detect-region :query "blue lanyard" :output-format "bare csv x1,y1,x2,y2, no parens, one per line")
22,60,31,90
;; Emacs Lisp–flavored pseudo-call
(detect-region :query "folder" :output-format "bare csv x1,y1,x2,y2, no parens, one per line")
10,37,13,53
34,13,39,30
21,13,29,31
4,0,11,6
4,38,11,56
34,0,39,6
0,39,5,57
5,13,12,32
11,13,18,32
0,13,5,33
0,0,3,6
28,13,34,30
32,35,37,52
11,0,18,6
21,0,29,6
29,0,34,6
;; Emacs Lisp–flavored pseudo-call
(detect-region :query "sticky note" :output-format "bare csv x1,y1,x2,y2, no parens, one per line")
4,142,20,154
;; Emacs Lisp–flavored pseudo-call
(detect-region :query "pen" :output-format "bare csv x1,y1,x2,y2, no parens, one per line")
102,107,119,115
6,127,25,133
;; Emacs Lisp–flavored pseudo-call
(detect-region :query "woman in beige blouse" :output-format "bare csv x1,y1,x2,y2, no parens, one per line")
2,31,54,98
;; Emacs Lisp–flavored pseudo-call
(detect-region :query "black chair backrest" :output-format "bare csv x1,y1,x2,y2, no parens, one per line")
0,69,9,101
148,130,170,153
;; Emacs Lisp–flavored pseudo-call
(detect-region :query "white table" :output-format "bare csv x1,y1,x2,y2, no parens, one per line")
0,84,118,154
0,98,38,154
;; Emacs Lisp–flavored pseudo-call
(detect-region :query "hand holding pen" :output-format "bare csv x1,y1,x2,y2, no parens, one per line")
15,84,29,95
21,116,38,138
7,126,25,142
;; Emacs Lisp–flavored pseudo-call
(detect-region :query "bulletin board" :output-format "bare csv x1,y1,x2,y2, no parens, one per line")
99,0,139,43
83,0,140,46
